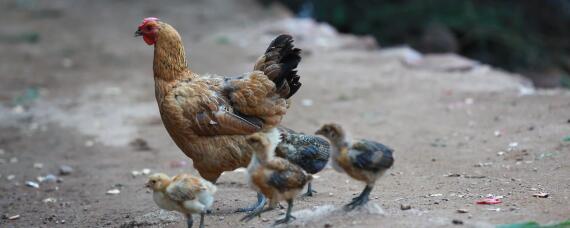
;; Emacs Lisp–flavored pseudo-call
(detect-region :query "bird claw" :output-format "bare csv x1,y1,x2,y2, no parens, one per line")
274,215,296,225
344,195,369,211
301,189,317,197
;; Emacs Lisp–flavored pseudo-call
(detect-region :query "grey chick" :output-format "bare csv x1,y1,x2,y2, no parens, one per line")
315,123,394,211
276,127,330,197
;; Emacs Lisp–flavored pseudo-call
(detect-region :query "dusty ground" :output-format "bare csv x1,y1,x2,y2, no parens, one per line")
1,0,570,227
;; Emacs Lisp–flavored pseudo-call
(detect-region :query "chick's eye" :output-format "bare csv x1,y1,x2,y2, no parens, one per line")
150,180,156,184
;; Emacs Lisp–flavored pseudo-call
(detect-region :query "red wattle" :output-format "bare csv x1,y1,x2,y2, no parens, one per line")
143,35,156,45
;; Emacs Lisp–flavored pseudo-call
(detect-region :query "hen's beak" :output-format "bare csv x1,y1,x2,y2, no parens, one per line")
134,29,143,37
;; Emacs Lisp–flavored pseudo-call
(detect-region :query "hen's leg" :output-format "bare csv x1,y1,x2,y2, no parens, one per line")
236,192,266,212
344,185,372,211
274,199,296,225
301,182,317,197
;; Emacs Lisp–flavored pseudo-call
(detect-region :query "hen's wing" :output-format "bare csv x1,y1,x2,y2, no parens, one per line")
350,140,394,172
165,174,203,202
171,78,263,136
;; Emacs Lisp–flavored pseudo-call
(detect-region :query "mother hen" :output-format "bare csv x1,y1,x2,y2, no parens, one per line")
135,18,302,187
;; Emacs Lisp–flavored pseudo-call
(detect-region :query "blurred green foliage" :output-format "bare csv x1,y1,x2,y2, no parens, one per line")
261,0,570,87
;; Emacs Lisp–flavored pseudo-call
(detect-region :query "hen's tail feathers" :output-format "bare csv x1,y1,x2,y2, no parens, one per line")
255,34,302,99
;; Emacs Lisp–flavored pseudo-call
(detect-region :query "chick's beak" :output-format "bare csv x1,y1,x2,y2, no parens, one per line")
134,29,143,37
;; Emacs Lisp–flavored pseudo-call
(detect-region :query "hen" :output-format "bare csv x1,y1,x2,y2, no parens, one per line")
316,123,394,211
135,17,302,211
276,127,330,196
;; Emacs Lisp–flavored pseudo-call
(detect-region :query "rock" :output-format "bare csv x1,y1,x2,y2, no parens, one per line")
262,218,270,222
400,204,412,210
532,192,549,198
452,219,464,225
6,174,15,181
38,174,57,183
142,168,151,175
8,214,20,220
59,165,73,175
25,181,40,188
43,198,57,203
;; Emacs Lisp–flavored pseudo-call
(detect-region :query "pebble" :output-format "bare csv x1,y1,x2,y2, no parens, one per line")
457,209,469,213
59,165,73,175
301,99,313,107
131,170,142,177
452,219,464,225
33,163,44,169
106,189,120,195
400,204,412,210
328,192,334,196
324,224,333,228
261,218,269,222
8,214,20,220
532,192,549,198
218,216,224,221
142,168,151,175
7,174,15,181
26,181,40,188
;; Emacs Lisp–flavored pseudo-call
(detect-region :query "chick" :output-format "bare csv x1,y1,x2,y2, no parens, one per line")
241,132,312,225
276,127,330,196
315,123,394,211
146,173,217,228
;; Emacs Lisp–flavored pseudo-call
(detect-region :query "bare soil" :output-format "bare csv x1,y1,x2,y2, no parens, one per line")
1,1,569,227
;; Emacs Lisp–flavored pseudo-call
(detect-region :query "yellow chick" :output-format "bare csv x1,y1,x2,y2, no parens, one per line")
146,173,217,228
316,123,394,211
241,132,312,225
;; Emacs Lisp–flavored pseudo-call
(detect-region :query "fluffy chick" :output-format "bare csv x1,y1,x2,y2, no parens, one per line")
241,132,312,225
146,173,217,228
276,127,330,196
315,123,394,211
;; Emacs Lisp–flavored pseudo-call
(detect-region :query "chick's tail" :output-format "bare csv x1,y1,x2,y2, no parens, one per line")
254,34,302,99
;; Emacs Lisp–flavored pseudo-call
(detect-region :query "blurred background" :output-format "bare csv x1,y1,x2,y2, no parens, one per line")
261,0,570,88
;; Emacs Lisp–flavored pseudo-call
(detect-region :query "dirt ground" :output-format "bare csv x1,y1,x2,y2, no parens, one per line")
1,0,570,227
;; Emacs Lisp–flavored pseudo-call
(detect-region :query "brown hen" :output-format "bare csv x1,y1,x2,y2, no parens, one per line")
135,17,301,183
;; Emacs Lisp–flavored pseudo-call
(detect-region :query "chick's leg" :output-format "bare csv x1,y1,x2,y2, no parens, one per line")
236,192,266,212
301,182,317,197
240,201,273,222
274,199,296,225
186,215,193,228
344,185,373,211
198,212,205,228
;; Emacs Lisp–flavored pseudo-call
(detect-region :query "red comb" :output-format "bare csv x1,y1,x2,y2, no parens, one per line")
139,17,159,28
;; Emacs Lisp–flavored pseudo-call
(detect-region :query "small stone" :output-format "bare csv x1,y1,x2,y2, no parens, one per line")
33,163,44,169
328,192,334,196
26,181,40,188
8,214,20,220
142,168,151,175
400,204,411,210
324,224,333,228
85,140,94,147
59,165,73,175
106,189,120,195
452,219,464,225
497,151,505,156
9,157,18,163
493,130,502,137
43,198,57,203
7,174,15,181
261,218,269,222
457,209,469,213
218,216,224,221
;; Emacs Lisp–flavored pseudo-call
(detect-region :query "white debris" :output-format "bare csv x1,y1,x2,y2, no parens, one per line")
142,169,151,175
33,162,44,169
43,197,57,203
26,181,40,188
429,193,443,197
106,189,121,195
301,99,313,107
497,151,505,156
8,214,20,220
131,170,142,177
494,130,502,137
7,174,15,181
85,140,94,147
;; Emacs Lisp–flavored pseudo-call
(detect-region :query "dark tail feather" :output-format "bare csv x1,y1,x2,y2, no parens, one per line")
255,34,302,99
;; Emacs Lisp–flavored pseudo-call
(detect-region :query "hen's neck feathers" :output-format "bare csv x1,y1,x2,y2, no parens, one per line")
153,22,190,81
